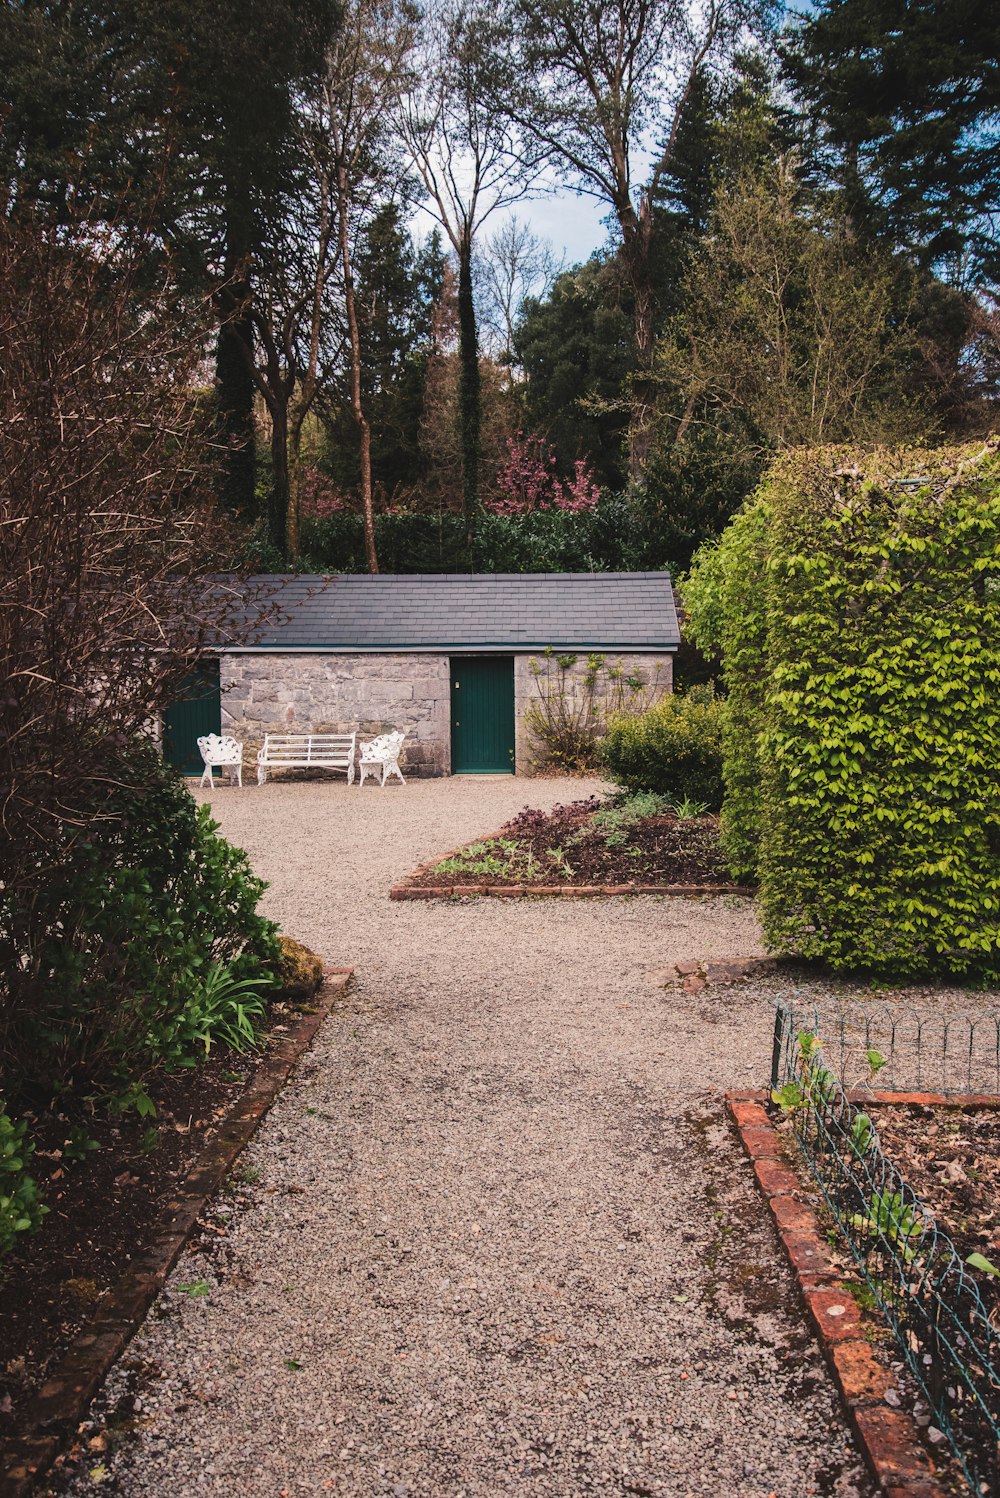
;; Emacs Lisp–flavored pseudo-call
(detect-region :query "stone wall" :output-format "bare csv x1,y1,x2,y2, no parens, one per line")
220,653,452,776
513,650,673,773
220,648,674,778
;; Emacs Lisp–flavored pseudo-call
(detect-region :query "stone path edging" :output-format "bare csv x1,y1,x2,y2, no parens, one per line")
726,1089,949,1498
0,969,353,1498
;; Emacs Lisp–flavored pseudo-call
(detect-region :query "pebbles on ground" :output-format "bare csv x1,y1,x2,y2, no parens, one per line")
61,777,874,1498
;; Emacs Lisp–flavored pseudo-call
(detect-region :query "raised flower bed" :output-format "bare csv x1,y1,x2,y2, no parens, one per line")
391,793,754,899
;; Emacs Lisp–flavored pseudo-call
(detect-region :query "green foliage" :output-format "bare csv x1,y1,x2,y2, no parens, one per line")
600,685,724,807
671,795,710,819
849,1112,875,1159
688,441,1000,979
683,499,771,876
514,256,633,492
850,1190,922,1262
435,838,539,881
589,791,672,835
781,0,1000,281
149,962,272,1066
297,493,655,575
0,1107,47,1259
1,738,281,1100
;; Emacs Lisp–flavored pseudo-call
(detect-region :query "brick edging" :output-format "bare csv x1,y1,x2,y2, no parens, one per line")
0,969,353,1498
725,1090,949,1498
391,881,755,900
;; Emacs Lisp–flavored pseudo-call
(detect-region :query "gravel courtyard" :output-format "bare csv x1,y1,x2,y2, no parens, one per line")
72,777,874,1498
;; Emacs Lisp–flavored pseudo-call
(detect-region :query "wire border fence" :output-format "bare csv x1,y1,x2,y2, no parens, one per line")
770,1001,1000,1098
772,1004,1000,1497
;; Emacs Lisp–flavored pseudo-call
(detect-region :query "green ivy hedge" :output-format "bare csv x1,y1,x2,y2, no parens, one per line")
685,441,1000,979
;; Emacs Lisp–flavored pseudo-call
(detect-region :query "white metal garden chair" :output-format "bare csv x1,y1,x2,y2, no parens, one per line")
197,733,244,788
358,731,406,787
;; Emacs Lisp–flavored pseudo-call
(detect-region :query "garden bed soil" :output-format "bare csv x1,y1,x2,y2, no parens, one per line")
869,1103,1000,1310
0,996,318,1445
409,796,733,889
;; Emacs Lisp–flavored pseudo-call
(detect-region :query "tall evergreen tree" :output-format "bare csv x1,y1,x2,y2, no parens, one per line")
781,0,1000,283
1,0,340,529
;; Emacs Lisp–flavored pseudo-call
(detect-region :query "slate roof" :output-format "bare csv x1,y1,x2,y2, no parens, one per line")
229,573,679,653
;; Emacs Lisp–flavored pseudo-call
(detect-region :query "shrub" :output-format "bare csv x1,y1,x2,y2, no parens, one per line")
0,1107,47,1259
600,687,725,807
686,440,1000,980
0,738,280,1100
683,501,771,876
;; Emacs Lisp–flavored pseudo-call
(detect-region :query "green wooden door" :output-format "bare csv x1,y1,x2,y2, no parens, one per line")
450,657,515,773
163,661,221,775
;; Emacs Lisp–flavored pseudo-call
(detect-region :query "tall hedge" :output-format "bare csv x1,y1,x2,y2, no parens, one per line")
685,440,1000,979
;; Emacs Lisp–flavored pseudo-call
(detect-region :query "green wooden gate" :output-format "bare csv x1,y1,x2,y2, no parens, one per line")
450,656,515,773
163,661,221,776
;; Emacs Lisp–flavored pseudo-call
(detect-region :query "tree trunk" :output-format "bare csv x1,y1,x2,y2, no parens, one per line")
215,241,257,517
269,400,289,560
338,170,379,575
457,235,481,565
620,204,656,481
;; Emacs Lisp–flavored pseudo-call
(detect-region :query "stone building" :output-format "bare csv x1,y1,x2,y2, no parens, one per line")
163,573,679,777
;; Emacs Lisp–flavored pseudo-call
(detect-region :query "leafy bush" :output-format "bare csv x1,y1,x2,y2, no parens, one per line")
1,738,280,1100
683,501,771,876
0,1107,47,1258
600,687,725,808
686,441,1000,980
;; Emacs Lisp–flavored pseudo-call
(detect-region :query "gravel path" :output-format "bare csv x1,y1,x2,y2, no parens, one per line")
69,777,874,1498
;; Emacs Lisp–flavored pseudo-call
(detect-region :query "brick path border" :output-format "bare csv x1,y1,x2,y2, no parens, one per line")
0,969,353,1498
726,1088,950,1498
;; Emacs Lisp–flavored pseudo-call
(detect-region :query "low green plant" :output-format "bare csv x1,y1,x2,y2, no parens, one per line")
966,1251,1000,1278
600,686,724,807
151,962,271,1062
63,1124,100,1163
2,738,281,1103
588,791,671,835
0,1108,48,1258
670,796,710,819
850,1189,922,1261
435,838,537,880
176,1280,211,1297
848,1112,875,1159
545,846,574,879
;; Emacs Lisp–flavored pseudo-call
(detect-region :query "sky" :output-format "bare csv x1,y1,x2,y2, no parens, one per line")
515,188,612,268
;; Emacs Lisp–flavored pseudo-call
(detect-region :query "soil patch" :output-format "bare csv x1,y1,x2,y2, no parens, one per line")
409,795,732,888
869,1103,1000,1310
0,997,314,1441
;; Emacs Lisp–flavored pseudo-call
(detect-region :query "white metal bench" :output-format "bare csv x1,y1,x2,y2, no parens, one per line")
256,732,357,785
358,731,407,787
197,733,244,788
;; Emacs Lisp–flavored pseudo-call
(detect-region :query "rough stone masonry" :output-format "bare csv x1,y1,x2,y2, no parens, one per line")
221,650,673,776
